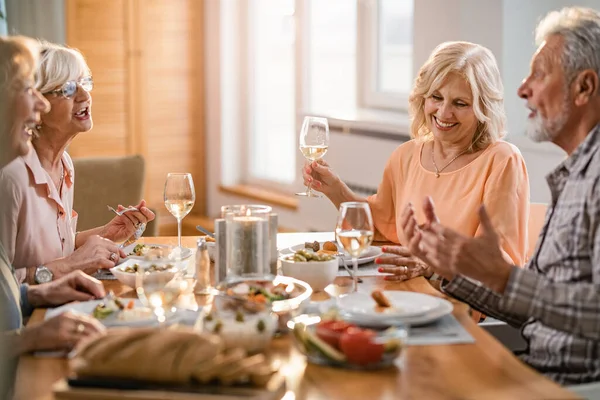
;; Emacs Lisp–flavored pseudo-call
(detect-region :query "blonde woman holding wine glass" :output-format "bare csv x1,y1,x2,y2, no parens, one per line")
164,173,195,249
303,41,529,318
296,116,329,197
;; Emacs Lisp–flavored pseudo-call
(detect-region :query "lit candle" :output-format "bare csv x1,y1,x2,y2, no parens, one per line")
223,205,271,278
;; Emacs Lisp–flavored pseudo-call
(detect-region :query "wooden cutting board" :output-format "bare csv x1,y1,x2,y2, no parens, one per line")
53,373,286,400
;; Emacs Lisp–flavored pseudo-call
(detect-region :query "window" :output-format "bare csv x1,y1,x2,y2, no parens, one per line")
220,0,414,190
246,0,297,186
359,0,414,110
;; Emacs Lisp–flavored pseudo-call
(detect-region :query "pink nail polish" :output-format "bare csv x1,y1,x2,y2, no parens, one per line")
378,267,383,272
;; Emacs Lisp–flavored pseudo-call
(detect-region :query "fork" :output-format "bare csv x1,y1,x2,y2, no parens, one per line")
107,205,139,216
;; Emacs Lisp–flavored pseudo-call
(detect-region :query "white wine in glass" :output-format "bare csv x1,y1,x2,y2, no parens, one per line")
335,202,374,292
296,116,329,197
164,173,195,248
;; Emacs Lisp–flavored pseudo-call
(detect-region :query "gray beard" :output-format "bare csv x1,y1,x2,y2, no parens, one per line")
525,98,571,143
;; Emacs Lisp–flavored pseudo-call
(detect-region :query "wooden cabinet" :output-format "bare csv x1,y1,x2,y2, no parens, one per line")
65,0,206,228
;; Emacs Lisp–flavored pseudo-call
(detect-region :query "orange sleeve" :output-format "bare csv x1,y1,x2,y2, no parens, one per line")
367,150,400,243
476,151,530,266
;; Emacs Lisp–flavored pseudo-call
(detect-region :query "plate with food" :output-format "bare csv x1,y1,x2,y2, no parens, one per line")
121,243,192,262
279,241,382,267
45,293,158,328
289,314,406,370
336,290,453,327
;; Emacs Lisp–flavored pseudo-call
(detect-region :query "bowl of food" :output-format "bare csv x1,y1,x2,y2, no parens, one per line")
110,258,180,289
280,249,338,291
200,297,278,353
216,276,313,331
288,312,406,370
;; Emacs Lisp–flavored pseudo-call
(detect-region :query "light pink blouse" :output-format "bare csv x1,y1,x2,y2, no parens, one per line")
0,148,78,282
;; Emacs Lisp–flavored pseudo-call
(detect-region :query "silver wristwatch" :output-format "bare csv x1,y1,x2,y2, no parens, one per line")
34,265,53,284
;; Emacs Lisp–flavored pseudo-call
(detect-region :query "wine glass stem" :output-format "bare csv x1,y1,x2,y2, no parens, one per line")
352,257,359,292
306,180,313,196
177,217,182,248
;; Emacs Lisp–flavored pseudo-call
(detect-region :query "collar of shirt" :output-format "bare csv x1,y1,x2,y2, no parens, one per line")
22,147,75,201
546,124,600,204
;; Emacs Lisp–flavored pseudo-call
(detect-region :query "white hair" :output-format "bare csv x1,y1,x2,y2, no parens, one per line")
536,7,600,86
35,41,90,94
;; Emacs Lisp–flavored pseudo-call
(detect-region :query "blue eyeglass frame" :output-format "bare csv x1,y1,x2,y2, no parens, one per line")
46,76,94,99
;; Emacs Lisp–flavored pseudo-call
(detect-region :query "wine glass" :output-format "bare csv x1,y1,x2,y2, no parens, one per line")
164,173,195,248
296,116,329,197
135,256,190,325
335,202,374,292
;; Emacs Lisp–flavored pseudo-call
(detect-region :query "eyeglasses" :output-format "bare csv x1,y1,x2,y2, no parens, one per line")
46,76,93,99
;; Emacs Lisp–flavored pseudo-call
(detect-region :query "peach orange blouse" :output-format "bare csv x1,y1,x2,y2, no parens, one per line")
0,148,77,282
367,139,529,266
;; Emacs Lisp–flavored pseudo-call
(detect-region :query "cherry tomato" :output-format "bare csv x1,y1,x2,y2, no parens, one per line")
339,327,385,365
316,320,356,349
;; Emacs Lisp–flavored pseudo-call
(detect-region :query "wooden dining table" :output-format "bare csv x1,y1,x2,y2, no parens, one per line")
13,235,578,400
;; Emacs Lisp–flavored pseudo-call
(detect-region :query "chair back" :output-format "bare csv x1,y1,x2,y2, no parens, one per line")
72,155,157,236
527,202,548,260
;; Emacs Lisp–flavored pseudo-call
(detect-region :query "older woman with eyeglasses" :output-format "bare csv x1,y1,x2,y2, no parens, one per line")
0,41,155,284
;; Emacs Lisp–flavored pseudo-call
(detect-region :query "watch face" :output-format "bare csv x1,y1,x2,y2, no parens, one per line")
36,268,53,284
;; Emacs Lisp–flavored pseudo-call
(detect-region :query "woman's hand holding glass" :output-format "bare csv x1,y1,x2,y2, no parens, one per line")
296,116,330,197
302,159,343,197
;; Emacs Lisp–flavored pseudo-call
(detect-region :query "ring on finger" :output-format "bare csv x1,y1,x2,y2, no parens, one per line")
109,252,118,262
75,323,85,334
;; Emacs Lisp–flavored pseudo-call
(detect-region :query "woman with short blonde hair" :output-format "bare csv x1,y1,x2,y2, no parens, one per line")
302,42,529,316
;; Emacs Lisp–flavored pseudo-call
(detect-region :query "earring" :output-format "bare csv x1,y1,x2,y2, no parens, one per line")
35,125,42,131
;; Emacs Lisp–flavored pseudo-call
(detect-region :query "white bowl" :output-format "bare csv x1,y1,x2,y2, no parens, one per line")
280,256,338,291
110,259,178,289
201,311,278,353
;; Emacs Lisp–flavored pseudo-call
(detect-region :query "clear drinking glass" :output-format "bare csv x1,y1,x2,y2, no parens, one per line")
335,202,374,292
164,173,195,248
135,253,189,324
296,116,329,198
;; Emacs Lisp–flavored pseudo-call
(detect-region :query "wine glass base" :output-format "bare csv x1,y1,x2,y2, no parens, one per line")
295,191,322,198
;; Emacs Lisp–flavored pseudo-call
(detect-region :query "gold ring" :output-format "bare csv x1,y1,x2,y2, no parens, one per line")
76,323,85,334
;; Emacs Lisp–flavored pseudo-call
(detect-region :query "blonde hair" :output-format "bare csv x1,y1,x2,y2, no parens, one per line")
0,36,39,141
408,41,506,152
35,41,90,94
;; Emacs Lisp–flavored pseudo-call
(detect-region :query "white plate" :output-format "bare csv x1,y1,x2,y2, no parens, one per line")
279,243,382,267
338,291,443,319
121,243,192,263
45,299,160,327
339,298,454,327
